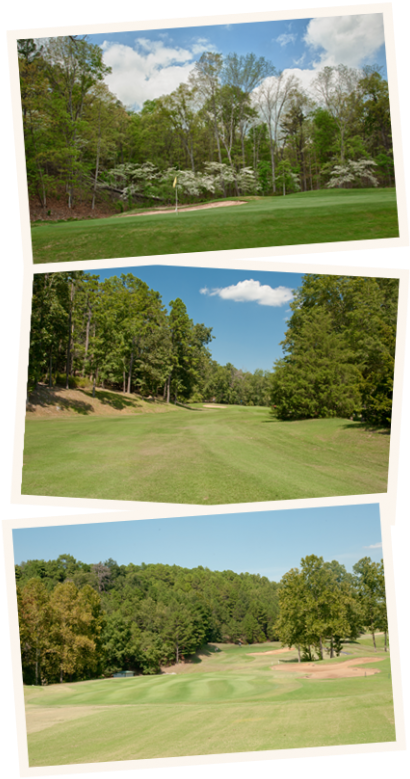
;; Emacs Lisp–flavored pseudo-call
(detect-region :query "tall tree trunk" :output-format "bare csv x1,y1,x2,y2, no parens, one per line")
35,644,39,686
297,644,301,663
166,374,171,404
82,306,92,376
269,135,276,194
330,636,334,659
91,105,102,210
211,97,226,197
65,281,75,389
49,351,52,388
372,630,377,650
319,636,324,660
384,632,388,652
127,337,135,394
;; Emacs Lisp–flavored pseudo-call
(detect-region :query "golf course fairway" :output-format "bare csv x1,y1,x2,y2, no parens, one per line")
24,637,395,765
22,402,390,503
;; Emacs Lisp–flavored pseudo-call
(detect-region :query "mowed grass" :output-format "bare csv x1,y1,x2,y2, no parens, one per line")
31,189,399,263
21,405,390,503
24,637,395,765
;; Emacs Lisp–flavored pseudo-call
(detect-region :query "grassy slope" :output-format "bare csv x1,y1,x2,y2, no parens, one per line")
31,189,399,263
25,637,395,765
21,406,390,503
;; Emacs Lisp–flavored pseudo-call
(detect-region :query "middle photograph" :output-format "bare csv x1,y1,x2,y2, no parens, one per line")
21,263,397,506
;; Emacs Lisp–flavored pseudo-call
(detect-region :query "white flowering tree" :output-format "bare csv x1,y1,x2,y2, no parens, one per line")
99,162,163,204
326,159,379,188
103,160,261,206
237,167,260,194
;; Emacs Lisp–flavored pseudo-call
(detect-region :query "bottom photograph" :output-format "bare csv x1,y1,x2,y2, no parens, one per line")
8,503,395,767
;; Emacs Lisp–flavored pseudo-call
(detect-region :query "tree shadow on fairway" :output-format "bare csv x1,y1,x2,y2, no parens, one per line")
82,390,142,411
190,644,222,664
174,401,204,411
27,386,94,415
342,422,390,436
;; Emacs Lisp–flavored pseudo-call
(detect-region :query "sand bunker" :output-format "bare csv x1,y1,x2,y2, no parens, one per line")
122,201,247,217
275,656,383,680
202,404,227,409
248,647,294,656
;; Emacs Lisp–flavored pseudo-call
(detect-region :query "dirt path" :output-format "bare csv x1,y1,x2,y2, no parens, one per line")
121,200,247,217
275,656,384,679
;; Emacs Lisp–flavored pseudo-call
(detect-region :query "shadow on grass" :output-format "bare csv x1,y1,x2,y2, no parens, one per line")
27,386,94,415
342,422,390,435
174,400,203,411
82,389,141,410
190,644,221,664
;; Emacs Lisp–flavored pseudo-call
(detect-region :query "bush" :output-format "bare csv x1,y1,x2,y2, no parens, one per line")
54,374,92,389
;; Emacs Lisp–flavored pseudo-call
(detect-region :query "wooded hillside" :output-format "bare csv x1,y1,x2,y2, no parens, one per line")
28,271,271,405
16,553,387,683
18,36,395,217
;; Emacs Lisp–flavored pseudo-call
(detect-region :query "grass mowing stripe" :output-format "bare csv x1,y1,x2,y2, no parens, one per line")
25,640,395,765
22,409,389,503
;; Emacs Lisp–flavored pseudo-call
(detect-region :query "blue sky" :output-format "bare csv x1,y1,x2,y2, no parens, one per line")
87,14,387,110
12,503,382,581
96,265,303,372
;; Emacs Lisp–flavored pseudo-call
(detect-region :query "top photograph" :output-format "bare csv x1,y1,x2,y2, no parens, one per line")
16,11,401,264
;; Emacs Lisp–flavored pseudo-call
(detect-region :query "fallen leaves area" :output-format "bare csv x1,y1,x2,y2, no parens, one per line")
26,384,177,418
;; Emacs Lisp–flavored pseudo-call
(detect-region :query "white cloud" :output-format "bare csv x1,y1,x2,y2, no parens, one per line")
293,53,306,67
304,14,385,69
276,33,297,47
364,542,382,549
262,14,385,99
200,280,294,307
100,37,214,109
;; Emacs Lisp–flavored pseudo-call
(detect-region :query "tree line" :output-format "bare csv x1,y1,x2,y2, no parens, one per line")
18,36,394,214
270,274,399,426
28,271,398,423
16,552,387,684
28,271,271,406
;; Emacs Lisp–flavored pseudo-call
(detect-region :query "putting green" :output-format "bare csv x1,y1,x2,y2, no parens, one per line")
31,189,399,263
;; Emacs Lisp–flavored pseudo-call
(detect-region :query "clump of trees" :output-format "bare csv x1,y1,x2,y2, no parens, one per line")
28,271,272,406
16,556,280,682
16,552,388,684
18,34,395,215
270,274,399,426
276,555,387,661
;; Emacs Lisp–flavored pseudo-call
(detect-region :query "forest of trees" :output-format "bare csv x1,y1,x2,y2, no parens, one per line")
28,271,271,406
15,553,387,684
271,274,399,426
18,35,395,214
27,271,398,423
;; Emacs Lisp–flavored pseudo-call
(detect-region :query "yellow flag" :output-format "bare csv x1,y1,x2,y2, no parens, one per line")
173,177,177,188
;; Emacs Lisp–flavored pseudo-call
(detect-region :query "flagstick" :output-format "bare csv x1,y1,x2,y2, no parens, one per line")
175,183,178,214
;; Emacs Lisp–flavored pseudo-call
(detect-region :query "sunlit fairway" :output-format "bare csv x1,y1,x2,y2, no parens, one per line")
24,636,394,766
30,189,399,264
22,402,390,503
